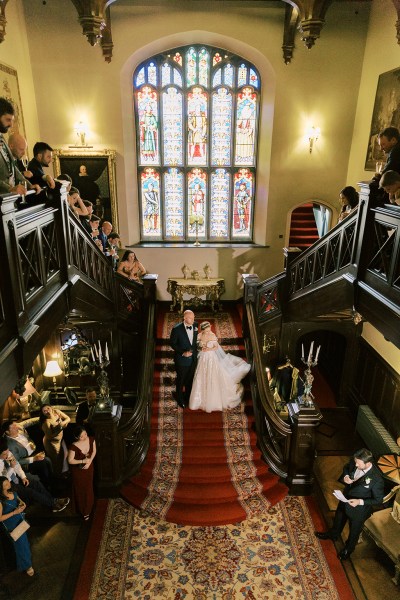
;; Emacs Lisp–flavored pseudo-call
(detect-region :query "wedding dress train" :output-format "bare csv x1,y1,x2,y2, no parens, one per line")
189,340,251,413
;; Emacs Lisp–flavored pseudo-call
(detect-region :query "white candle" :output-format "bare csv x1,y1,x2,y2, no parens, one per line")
308,341,314,362
94,344,99,358
98,341,103,362
105,342,109,361
91,348,95,361
315,345,321,362
301,344,305,359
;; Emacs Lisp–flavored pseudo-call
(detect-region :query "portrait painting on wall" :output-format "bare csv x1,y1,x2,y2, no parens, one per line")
365,67,400,171
52,150,118,229
0,62,26,139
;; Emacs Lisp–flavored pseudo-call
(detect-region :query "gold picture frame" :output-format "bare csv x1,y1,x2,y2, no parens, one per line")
52,149,119,230
0,61,26,139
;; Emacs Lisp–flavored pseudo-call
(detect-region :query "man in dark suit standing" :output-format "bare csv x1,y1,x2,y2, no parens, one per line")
315,448,384,560
170,310,198,408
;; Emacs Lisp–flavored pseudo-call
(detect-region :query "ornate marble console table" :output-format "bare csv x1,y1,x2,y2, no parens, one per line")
167,277,225,312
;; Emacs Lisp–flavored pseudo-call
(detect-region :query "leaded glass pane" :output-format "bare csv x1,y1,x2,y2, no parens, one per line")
238,64,247,87
162,87,183,165
199,48,209,87
213,52,222,67
141,169,161,237
137,86,160,165
224,64,234,87
249,68,259,88
133,46,260,242
232,169,253,238
135,67,145,87
164,168,184,238
210,169,230,238
188,169,206,239
148,62,157,86
212,69,222,88
173,52,182,66
186,47,197,87
234,87,257,166
211,88,232,166
161,63,171,87
173,69,182,88
187,87,208,166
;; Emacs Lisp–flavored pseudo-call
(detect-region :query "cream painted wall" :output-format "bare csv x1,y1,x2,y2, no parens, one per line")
20,1,369,299
0,0,40,151
348,0,400,184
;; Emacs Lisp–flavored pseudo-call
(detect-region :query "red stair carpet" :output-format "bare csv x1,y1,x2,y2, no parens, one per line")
121,303,288,526
289,202,320,250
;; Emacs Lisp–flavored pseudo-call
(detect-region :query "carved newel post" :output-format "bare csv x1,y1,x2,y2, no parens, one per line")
286,401,322,494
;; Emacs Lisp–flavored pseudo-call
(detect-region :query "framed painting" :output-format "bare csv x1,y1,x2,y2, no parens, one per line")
53,149,119,230
365,67,400,171
0,62,26,139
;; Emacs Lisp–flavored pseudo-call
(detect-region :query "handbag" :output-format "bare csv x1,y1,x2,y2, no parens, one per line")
10,519,30,541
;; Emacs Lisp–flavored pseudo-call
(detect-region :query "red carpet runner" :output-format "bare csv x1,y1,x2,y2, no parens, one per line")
121,304,288,525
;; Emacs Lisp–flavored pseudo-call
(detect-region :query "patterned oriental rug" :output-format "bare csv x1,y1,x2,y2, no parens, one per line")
74,495,354,600
121,307,288,526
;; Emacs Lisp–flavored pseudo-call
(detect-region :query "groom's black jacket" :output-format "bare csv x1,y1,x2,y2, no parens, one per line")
170,321,198,367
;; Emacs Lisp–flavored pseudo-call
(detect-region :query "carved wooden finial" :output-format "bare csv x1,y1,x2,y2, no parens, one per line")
70,0,107,46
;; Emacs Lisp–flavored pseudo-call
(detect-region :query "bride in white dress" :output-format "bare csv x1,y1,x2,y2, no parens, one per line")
189,321,251,413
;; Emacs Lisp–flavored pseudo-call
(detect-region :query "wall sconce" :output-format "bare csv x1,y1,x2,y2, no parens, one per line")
263,334,277,354
307,126,320,153
69,120,93,148
43,360,63,395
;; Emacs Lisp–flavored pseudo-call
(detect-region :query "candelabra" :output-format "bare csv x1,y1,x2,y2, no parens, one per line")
91,341,113,411
189,214,204,247
300,341,321,407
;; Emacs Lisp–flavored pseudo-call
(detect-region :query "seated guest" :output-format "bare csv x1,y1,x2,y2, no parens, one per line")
0,476,34,576
67,426,96,520
98,221,113,252
315,448,384,560
377,127,400,176
117,250,147,282
27,142,55,189
0,444,69,512
56,173,72,193
2,419,53,489
76,387,97,436
379,170,400,205
0,97,30,198
337,186,359,223
1,390,30,424
89,214,100,239
67,186,89,218
40,405,70,477
80,200,94,234
107,232,121,268
7,133,41,195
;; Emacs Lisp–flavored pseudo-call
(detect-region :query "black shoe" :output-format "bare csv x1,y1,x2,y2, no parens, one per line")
337,548,352,561
315,531,337,541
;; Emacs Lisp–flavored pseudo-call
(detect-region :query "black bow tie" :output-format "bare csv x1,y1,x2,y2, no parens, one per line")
186,326,192,330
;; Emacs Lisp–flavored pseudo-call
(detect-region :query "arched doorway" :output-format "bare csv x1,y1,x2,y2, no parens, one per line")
288,201,332,251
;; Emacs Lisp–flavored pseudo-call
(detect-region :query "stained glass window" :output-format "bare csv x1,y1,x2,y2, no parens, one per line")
133,45,260,242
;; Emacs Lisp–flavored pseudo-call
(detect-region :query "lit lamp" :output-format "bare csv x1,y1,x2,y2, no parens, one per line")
307,126,321,154
69,120,93,148
43,360,63,395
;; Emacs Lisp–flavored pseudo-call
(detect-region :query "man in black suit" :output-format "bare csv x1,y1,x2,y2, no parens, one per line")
27,141,55,189
170,310,198,408
315,448,384,560
75,387,97,435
